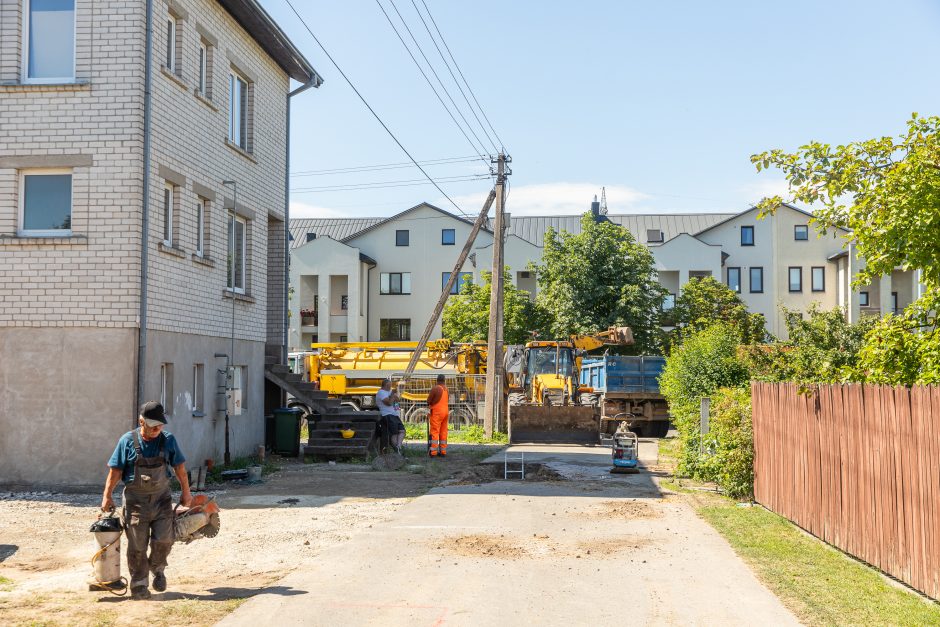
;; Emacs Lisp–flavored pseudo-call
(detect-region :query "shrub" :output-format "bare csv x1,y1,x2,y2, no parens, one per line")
699,387,754,499
660,323,750,476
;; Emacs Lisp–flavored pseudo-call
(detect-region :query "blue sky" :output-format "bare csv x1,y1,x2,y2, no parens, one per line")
261,0,940,218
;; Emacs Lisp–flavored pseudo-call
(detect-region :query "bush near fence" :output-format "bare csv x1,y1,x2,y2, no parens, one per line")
752,382,940,601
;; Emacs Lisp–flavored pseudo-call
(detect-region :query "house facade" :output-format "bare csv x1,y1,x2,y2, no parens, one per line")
289,200,916,349
0,0,320,485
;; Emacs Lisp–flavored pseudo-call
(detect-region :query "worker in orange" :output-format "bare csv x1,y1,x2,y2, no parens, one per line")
426,374,449,457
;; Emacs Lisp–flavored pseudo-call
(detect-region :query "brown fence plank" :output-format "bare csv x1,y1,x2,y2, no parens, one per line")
752,383,940,601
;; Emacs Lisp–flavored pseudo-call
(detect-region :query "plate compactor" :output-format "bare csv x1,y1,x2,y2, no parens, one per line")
609,422,640,474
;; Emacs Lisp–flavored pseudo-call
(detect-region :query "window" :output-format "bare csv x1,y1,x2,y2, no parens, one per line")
341,295,348,311
229,72,249,150
380,319,411,341
339,335,348,342
749,267,764,293
647,229,664,243
192,364,204,415
442,228,455,245
727,267,741,293
198,41,208,95
305,232,316,243
19,170,72,236
396,230,409,246
662,293,676,310
24,0,75,82
811,266,825,292
859,291,870,307
160,363,174,414
442,271,473,294
227,214,247,293
789,267,803,292
195,198,207,256
162,183,176,245
740,225,754,246
892,292,899,314
380,272,411,295
794,225,809,241
165,15,178,73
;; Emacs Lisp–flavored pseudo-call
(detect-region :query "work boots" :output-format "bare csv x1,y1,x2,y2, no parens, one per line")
152,572,167,592
131,586,151,600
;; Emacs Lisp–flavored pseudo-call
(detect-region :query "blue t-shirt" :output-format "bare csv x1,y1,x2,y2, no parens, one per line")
108,430,186,484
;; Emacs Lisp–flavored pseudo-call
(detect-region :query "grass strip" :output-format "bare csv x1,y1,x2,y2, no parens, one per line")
658,438,940,626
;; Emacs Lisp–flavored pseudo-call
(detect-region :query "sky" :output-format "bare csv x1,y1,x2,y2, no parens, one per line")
259,0,940,219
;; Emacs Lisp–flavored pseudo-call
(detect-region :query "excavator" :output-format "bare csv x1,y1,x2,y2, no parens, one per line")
505,326,634,444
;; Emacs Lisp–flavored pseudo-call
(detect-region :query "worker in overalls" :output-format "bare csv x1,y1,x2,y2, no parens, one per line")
426,374,449,457
102,402,192,600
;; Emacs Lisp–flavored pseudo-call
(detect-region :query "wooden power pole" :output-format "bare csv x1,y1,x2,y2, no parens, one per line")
483,154,509,437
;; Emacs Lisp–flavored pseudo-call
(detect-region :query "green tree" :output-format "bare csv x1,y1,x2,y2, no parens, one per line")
659,323,751,476
442,269,545,345
672,276,767,345
752,114,940,383
740,305,876,384
530,213,667,353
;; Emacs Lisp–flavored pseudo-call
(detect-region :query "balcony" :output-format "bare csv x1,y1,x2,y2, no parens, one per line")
300,310,318,331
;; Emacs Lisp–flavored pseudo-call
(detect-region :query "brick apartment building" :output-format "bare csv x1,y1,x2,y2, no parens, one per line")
0,0,320,485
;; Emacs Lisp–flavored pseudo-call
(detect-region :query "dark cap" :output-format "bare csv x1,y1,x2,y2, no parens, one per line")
139,401,167,425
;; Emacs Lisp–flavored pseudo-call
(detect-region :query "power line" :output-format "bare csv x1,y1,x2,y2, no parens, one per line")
408,0,498,153
417,0,506,151
292,174,490,193
374,0,490,160
281,0,473,218
291,155,480,177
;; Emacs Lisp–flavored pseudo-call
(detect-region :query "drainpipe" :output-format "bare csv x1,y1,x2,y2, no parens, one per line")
136,0,155,425
284,79,319,363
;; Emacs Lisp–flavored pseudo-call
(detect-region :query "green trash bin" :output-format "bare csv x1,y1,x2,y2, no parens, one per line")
273,407,303,456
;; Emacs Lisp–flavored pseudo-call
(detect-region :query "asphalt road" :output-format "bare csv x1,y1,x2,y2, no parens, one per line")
218,441,798,626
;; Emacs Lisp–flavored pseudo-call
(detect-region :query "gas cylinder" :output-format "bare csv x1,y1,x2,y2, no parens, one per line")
89,513,125,592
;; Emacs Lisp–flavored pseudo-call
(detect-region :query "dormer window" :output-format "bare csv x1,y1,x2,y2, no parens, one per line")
306,232,316,243
646,229,664,243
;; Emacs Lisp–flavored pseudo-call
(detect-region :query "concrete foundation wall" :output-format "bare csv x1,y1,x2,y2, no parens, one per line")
143,329,265,469
0,327,137,487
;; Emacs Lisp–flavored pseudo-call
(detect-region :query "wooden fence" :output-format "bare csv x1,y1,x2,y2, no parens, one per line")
752,382,940,600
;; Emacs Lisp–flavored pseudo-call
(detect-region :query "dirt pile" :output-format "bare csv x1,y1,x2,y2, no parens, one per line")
590,499,659,520
444,534,528,559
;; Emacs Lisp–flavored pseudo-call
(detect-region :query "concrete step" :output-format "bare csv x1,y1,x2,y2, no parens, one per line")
303,444,372,457
267,364,290,374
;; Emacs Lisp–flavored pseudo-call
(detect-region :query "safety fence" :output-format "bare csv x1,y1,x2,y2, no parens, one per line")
752,382,940,600
393,373,489,431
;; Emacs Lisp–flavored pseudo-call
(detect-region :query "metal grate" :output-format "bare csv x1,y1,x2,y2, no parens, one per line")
390,373,488,431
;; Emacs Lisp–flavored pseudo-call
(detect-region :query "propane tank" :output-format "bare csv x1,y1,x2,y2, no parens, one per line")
89,513,126,593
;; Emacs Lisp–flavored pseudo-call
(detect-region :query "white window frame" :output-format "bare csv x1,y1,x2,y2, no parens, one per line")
22,0,77,84
163,183,174,246
228,213,247,294
198,41,208,94
160,363,173,414
195,197,206,257
18,168,73,237
229,71,249,149
192,363,204,413
165,15,177,72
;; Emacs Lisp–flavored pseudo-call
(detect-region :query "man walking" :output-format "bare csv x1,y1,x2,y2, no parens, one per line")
427,374,449,457
102,402,191,600
376,379,405,453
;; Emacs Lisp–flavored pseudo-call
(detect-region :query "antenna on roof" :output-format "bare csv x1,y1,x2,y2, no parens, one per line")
600,187,608,215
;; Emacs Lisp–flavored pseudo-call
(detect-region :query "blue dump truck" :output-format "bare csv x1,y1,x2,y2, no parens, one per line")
579,356,671,438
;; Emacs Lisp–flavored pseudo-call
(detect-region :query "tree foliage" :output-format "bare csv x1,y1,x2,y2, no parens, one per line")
698,387,754,500
740,306,875,384
672,276,767,345
659,323,751,476
752,114,940,385
442,268,545,345
530,213,667,353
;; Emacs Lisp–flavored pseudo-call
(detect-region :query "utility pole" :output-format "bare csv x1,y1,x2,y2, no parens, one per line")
483,153,509,437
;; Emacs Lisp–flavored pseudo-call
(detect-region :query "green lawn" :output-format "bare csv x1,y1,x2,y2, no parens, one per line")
658,438,940,626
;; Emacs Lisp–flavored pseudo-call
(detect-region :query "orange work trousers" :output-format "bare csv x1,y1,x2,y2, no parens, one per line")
429,413,448,456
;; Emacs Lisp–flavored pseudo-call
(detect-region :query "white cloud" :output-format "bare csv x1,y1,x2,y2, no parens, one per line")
289,200,350,219
445,182,651,216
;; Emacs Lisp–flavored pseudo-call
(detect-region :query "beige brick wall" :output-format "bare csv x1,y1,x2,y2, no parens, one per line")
0,0,146,328
145,0,289,345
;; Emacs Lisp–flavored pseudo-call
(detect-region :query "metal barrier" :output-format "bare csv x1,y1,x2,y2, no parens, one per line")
393,373,487,431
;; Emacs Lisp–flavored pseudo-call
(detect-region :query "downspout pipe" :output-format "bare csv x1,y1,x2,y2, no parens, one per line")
136,0,155,425
284,78,319,361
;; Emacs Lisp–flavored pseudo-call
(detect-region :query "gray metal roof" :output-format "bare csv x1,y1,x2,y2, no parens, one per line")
506,213,737,247
289,218,383,248
218,0,322,84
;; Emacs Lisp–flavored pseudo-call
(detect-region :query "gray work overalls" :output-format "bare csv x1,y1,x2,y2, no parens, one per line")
122,430,174,590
